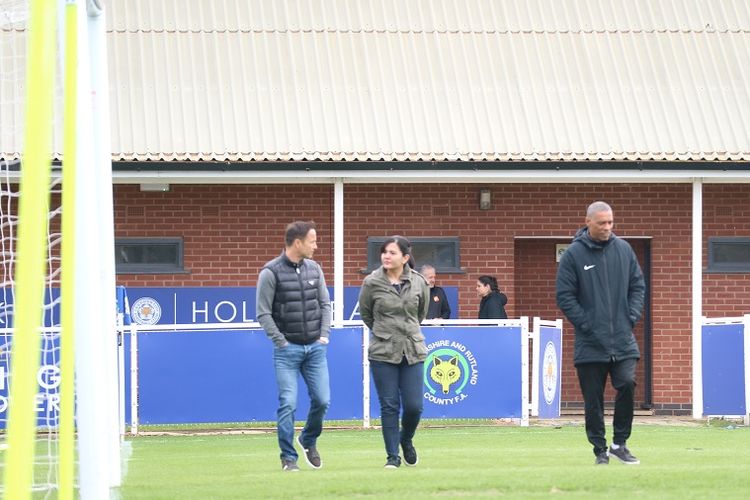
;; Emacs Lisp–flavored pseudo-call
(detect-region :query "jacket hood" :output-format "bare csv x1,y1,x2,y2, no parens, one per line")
572,226,618,249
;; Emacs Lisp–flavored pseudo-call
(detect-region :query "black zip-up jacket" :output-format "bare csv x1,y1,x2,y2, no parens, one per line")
478,291,508,319
427,286,451,319
555,227,645,365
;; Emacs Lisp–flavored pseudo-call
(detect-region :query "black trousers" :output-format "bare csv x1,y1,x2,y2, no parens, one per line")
576,358,637,455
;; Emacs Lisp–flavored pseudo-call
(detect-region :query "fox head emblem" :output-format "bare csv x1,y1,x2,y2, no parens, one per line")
430,355,461,394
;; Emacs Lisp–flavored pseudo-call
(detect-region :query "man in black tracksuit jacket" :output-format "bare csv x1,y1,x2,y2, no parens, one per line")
556,201,645,465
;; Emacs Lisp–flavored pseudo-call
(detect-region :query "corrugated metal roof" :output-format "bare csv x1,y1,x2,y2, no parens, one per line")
3,0,750,162
106,0,750,34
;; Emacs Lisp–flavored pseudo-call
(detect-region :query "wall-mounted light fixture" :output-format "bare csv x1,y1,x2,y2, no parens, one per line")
139,183,170,192
479,188,492,210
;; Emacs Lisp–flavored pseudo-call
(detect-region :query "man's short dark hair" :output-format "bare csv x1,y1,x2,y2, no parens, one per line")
285,221,316,247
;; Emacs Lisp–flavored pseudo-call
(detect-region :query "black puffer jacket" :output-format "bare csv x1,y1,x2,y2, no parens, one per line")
478,291,508,319
260,253,328,345
555,228,645,365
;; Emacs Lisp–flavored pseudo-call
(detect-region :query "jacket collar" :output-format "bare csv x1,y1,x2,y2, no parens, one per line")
280,250,305,268
374,265,413,283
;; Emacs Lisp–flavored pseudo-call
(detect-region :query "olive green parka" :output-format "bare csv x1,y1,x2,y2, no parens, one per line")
358,265,430,365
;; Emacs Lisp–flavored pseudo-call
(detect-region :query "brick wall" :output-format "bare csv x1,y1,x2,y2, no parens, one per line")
703,185,750,316
114,182,750,413
114,184,334,286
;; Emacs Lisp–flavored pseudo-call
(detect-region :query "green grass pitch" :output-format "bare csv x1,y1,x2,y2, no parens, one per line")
118,422,750,499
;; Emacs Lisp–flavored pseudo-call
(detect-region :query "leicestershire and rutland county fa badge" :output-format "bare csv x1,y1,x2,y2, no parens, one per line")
423,340,479,405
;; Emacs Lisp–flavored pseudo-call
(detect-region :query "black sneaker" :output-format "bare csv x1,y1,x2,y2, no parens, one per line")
401,441,418,467
296,435,322,469
384,456,401,469
609,446,640,465
595,451,609,465
281,458,300,472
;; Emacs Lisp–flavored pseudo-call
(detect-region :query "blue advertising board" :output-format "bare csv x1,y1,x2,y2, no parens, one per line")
135,327,364,424
0,288,63,429
124,286,458,326
536,325,562,418
368,326,524,419
0,288,62,330
702,323,746,416
0,332,62,429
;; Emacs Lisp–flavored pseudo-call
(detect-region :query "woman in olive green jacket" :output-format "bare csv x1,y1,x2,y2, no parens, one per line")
358,236,429,469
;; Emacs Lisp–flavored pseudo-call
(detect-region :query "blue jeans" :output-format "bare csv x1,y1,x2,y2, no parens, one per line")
371,358,424,462
274,341,330,461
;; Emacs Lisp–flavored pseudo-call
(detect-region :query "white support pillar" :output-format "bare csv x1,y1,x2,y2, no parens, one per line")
520,317,530,426
692,179,703,419
530,317,540,417
334,179,345,327
362,326,371,428
129,322,140,436
744,314,750,426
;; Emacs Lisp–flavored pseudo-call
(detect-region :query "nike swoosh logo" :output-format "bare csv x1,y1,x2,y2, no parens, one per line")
584,265,596,271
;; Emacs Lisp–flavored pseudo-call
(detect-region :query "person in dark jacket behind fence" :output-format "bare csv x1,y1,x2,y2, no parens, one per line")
257,221,332,472
556,201,645,466
359,236,430,469
420,264,451,320
476,275,508,319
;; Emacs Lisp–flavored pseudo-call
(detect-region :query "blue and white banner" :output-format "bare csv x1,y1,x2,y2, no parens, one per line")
0,333,62,429
0,288,63,429
135,327,365,424
124,286,459,326
369,326,524,419
536,325,562,419
0,288,61,330
133,324,528,424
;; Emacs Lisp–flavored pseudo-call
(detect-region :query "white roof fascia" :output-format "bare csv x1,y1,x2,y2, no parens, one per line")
113,169,750,185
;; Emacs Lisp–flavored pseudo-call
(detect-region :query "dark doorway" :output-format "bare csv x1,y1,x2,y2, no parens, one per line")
513,237,653,409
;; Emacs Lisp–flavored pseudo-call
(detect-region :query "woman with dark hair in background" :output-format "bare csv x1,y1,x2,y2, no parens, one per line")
476,275,508,319
358,235,429,469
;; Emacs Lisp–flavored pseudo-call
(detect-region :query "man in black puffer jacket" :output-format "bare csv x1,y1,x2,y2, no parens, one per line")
556,201,645,466
257,221,331,472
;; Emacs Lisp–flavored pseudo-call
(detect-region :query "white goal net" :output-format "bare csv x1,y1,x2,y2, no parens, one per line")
1,1,66,496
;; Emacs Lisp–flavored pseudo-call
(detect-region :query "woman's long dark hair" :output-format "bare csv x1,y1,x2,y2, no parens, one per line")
478,275,499,292
380,235,415,269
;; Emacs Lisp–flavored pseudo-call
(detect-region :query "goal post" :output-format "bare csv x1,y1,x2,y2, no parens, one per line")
0,0,119,498
2,2,58,500
58,0,79,498
73,0,122,494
